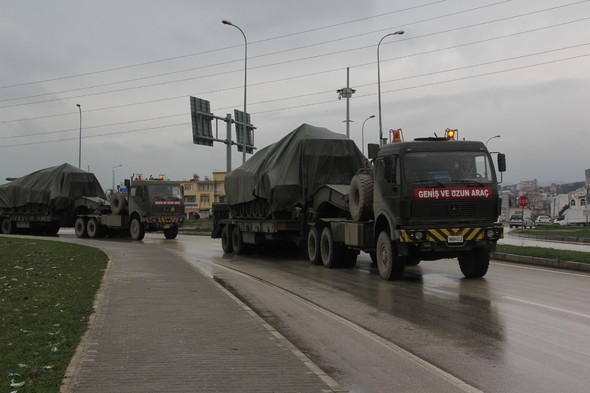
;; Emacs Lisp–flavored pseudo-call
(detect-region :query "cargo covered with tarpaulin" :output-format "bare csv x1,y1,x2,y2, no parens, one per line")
224,124,367,218
0,163,106,211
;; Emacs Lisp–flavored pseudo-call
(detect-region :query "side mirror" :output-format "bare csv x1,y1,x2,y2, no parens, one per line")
367,143,380,159
497,153,506,172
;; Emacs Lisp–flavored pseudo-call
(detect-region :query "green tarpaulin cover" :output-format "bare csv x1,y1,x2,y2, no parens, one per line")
225,124,367,213
0,163,106,211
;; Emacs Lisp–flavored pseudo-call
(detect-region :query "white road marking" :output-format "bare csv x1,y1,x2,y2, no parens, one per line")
503,296,590,320
198,258,485,393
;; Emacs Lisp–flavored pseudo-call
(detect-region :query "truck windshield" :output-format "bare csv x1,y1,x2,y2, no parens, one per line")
148,185,183,200
404,151,495,184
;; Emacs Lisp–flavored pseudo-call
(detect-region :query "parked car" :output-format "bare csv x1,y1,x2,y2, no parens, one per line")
509,214,534,228
534,215,552,225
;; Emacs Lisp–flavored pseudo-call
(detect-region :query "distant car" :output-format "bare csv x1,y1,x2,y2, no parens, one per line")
534,215,552,225
509,214,534,228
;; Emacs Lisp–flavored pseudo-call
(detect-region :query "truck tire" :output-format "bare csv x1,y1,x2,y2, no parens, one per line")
221,226,233,253
86,218,104,239
231,226,246,255
320,226,343,268
349,174,374,222
130,217,145,241
1,218,15,234
74,217,88,238
307,226,322,265
458,248,490,278
342,248,358,268
164,226,179,239
110,193,126,215
376,231,405,280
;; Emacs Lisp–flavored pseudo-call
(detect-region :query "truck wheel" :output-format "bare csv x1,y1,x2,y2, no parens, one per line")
164,226,179,240
307,226,322,265
349,174,374,222
221,226,233,253
110,193,127,215
130,217,145,241
320,226,343,268
342,248,358,268
1,218,16,234
231,226,246,255
86,218,104,239
458,248,490,278
376,231,405,281
74,217,88,238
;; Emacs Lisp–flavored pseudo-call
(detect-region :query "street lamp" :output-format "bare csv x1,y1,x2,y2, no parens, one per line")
112,164,123,191
486,134,501,148
222,19,248,164
377,30,404,146
76,104,82,168
361,115,375,155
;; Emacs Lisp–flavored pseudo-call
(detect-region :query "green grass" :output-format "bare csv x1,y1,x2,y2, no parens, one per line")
512,225,590,239
180,218,213,233
0,237,108,393
496,244,590,264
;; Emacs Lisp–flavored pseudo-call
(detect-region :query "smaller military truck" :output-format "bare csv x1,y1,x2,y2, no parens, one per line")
74,179,185,241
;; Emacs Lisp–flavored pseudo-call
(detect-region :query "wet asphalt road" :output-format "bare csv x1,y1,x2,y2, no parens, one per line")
57,230,590,393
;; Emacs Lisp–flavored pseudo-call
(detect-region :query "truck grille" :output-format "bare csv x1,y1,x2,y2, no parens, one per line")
410,200,496,222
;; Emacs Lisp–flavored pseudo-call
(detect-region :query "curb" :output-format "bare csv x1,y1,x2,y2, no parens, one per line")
492,252,590,272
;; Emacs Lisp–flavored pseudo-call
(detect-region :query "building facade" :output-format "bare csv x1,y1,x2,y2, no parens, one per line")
180,172,226,218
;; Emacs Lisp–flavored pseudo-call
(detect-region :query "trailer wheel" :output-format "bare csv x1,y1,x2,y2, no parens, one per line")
1,218,16,234
110,193,127,215
320,226,343,268
458,248,490,278
349,174,374,222
87,218,104,238
74,217,88,238
221,226,233,253
163,226,179,240
376,231,405,280
231,226,246,255
342,248,358,268
130,217,145,241
307,226,322,265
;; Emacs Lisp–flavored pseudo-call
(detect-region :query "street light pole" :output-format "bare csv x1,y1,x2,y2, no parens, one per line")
222,19,248,164
361,115,375,155
76,104,82,169
377,30,404,146
486,134,501,148
112,164,123,191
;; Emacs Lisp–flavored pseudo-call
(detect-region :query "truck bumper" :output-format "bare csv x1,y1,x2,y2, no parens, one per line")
399,224,503,247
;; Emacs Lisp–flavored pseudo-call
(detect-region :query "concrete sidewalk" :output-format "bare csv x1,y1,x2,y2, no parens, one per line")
63,242,342,393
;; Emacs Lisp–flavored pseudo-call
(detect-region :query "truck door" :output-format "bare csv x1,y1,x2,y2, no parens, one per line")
373,155,401,218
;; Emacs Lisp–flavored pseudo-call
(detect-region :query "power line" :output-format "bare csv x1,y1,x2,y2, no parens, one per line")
2,51,587,148
3,2,587,110
0,0,448,90
1,15,588,124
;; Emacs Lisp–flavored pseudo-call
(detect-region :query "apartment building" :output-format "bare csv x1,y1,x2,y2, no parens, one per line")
180,172,226,218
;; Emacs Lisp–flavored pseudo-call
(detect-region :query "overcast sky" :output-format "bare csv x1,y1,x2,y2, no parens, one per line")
1,0,589,189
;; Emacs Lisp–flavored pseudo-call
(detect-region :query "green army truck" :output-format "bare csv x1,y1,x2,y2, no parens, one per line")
74,179,185,241
212,125,506,280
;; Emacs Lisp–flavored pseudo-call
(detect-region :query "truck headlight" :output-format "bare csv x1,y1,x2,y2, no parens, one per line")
414,231,424,240
486,229,495,238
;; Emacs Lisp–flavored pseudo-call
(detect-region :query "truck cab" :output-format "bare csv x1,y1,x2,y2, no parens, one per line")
368,133,506,280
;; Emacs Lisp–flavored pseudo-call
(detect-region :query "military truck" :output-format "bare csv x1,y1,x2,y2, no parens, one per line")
212,125,506,280
0,164,185,241
74,178,185,241
0,163,105,235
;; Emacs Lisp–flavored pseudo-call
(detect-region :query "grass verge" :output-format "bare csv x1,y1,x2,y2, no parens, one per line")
496,244,590,264
0,236,108,393
180,218,213,233
512,225,590,239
